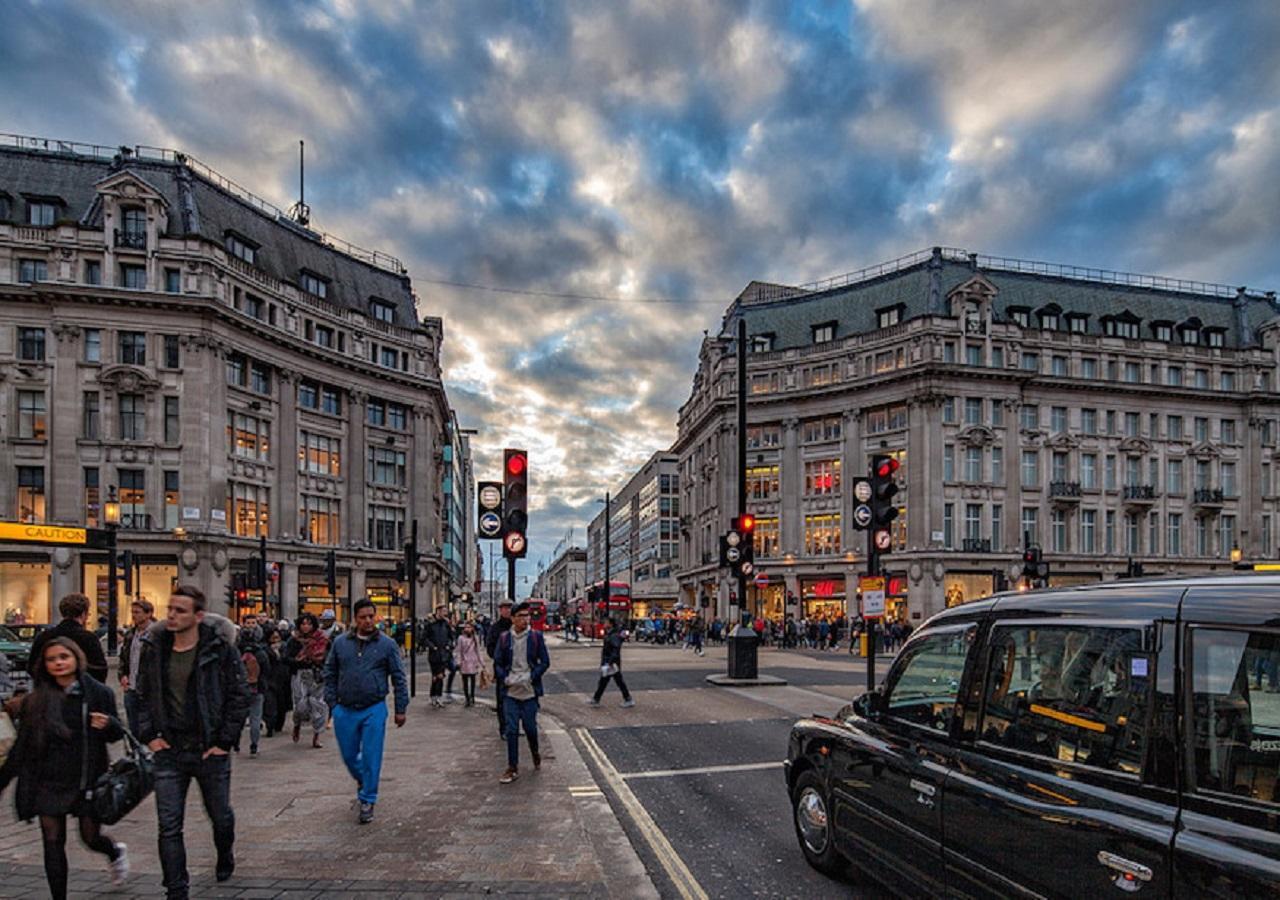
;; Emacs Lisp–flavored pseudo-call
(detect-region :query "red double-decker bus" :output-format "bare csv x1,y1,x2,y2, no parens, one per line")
566,581,630,638
526,598,549,631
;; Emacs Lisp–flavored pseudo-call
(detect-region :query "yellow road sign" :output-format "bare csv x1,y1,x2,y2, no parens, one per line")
0,522,88,545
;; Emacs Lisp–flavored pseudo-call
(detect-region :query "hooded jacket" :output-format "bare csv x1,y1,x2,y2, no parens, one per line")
493,628,550,698
135,613,249,752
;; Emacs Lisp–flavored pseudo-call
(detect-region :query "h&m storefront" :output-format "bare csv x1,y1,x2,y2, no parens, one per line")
2,549,176,631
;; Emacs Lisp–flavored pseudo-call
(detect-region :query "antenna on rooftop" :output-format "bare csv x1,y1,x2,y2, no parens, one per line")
289,140,311,227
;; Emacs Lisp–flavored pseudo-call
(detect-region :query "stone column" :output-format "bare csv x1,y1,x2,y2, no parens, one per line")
49,323,82,523
780,418,802,554
277,370,299,540
349,565,367,618
345,390,367,549
280,559,299,621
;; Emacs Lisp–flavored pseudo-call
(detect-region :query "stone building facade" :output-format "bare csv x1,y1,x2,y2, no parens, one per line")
587,451,681,617
530,545,586,611
674,247,1280,624
0,136,468,627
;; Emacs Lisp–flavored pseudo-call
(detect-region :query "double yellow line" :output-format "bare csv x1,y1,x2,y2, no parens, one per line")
575,728,709,900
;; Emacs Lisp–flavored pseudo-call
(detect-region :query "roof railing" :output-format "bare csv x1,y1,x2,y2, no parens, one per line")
0,132,406,277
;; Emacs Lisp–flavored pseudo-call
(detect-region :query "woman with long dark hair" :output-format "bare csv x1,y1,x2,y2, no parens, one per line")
0,637,129,898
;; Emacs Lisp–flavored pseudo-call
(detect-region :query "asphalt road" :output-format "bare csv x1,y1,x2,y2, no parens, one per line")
543,639,893,899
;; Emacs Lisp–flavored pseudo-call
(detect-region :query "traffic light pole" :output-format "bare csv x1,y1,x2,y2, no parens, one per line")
408,519,418,698
259,534,268,616
737,317,748,626
106,525,119,656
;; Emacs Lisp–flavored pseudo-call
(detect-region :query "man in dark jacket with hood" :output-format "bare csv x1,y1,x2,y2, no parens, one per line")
135,585,249,900
28,592,108,684
424,605,454,708
588,619,635,708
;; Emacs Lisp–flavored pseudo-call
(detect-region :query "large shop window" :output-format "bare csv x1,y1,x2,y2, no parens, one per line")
1189,628,1280,805
980,624,1148,775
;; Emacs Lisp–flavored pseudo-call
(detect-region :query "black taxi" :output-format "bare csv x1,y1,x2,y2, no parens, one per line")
784,575,1280,897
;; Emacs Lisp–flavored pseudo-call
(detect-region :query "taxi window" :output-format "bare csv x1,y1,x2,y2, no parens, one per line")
1190,629,1280,805
883,626,973,733
979,625,1148,774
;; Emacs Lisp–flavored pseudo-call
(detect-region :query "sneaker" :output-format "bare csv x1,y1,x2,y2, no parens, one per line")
586,698,601,706
499,767,519,784
442,694,455,704
249,745,258,758
621,699,636,708
359,801,375,824
109,843,129,885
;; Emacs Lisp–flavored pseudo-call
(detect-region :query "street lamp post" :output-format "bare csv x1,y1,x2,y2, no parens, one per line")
104,487,121,656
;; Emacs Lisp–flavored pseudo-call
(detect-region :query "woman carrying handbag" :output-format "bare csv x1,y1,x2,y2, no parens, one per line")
0,637,130,898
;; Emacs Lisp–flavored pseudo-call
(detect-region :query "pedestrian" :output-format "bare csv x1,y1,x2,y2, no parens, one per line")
118,598,155,734
688,615,705,656
235,614,271,757
136,586,249,899
0,638,129,899
453,621,484,707
285,613,329,748
263,628,291,737
588,619,635,708
323,599,408,824
425,605,453,708
28,593,109,685
485,599,514,739
493,601,550,784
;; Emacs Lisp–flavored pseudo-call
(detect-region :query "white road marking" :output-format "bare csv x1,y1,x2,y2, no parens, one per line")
620,760,784,780
576,728,710,900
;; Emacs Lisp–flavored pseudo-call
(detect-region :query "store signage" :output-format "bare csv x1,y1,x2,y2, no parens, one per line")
0,522,87,545
210,509,227,521
755,571,769,588
182,507,201,520
811,580,838,599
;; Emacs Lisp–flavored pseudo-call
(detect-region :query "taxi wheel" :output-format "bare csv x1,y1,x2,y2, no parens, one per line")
792,769,844,877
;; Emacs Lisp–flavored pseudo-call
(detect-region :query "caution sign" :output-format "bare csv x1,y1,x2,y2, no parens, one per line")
859,576,886,619
0,522,88,545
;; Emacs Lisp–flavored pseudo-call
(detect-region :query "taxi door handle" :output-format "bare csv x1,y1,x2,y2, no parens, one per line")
1097,851,1152,892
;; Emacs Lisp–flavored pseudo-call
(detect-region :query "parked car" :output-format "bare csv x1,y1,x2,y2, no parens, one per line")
0,623,33,698
784,574,1280,898
7,622,50,645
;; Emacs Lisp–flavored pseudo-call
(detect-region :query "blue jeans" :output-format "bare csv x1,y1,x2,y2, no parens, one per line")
1253,655,1277,689
244,693,264,750
332,703,388,804
154,750,234,899
123,690,141,735
503,695,540,769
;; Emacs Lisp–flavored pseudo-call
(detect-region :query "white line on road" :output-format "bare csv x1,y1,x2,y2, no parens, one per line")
575,728,710,900
620,760,783,780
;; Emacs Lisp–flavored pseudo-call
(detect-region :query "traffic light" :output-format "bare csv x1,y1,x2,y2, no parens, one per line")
325,549,337,597
869,454,900,559
394,557,407,582
231,572,248,607
1022,546,1049,586
246,555,263,590
720,514,756,578
120,550,135,595
502,449,528,559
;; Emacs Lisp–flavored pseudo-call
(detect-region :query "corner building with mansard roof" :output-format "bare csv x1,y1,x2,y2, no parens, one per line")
0,134,471,627
674,247,1280,624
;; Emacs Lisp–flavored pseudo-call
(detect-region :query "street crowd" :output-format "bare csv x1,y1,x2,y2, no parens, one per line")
0,588,641,899
612,612,914,655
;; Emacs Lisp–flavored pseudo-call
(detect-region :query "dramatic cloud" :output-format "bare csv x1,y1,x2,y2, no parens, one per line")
3,0,1278,577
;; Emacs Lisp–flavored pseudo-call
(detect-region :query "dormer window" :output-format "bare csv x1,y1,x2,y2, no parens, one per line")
1178,324,1200,345
1066,313,1089,334
1152,321,1173,342
1205,328,1225,348
300,271,328,299
811,321,836,344
225,233,257,265
1103,313,1140,340
1037,305,1061,331
25,196,61,227
369,298,396,324
751,333,775,353
876,305,903,329
1008,307,1030,328
116,207,147,249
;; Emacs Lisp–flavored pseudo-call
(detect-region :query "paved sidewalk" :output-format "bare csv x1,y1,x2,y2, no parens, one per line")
0,673,655,899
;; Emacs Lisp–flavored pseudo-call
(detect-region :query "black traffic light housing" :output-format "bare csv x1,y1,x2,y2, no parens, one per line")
325,549,337,597
246,555,263,590
720,514,756,577
869,454,900,564
502,449,528,559
120,550,135,595
477,480,504,541
1022,546,1049,587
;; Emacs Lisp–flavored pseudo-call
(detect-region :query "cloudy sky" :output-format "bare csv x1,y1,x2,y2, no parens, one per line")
4,0,1279,580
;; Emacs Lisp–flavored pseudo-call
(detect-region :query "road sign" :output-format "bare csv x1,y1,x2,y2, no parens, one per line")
726,546,741,564
853,478,872,504
755,571,768,588
479,484,502,508
503,531,526,555
874,529,892,551
859,576,886,618
853,504,872,530
479,511,502,538
740,561,755,577
726,530,741,547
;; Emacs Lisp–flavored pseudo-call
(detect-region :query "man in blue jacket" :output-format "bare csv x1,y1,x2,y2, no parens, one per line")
323,599,409,824
493,601,550,784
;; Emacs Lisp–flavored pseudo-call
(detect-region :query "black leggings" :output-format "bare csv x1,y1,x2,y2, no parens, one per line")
40,814,119,900
462,673,477,704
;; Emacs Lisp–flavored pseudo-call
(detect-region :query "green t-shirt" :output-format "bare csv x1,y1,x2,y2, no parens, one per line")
165,645,198,743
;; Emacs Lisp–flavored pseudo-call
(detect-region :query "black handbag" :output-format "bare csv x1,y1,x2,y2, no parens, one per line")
91,729,155,825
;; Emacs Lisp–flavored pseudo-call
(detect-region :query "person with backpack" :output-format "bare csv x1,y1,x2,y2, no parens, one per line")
235,615,271,757
284,614,329,749
0,637,129,899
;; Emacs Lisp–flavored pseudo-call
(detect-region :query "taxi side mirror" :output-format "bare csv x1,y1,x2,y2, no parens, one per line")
854,691,885,720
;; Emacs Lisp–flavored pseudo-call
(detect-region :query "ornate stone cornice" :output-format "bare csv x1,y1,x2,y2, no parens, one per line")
957,425,997,448
1045,432,1082,450
96,364,162,396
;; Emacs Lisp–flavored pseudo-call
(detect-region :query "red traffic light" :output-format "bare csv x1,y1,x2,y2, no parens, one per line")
738,514,755,533
875,457,900,479
506,452,527,477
